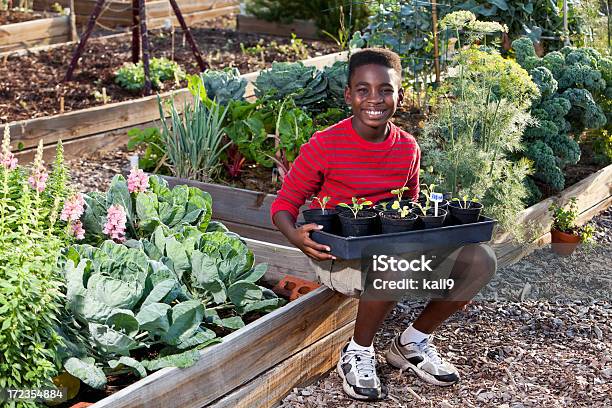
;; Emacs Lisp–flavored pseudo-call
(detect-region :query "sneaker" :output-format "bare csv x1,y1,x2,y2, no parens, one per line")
385,335,460,386
336,342,387,401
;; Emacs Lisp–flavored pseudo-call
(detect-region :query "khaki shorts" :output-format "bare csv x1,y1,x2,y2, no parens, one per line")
311,246,465,297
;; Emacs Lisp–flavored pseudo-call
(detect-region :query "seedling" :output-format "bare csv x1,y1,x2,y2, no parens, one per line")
451,195,479,209
313,196,331,215
420,183,438,208
412,202,430,217
339,197,373,219
391,186,410,202
391,200,412,218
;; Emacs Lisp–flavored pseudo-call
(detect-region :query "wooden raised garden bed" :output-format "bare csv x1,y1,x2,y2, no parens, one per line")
33,0,239,29
0,14,71,52
87,257,357,408
1,51,347,162
237,14,319,40
164,162,612,270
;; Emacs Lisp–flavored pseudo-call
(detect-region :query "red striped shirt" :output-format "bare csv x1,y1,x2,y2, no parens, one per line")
270,117,421,220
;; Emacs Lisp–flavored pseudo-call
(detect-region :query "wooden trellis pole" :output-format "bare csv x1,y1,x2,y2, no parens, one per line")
63,0,207,95
431,0,440,85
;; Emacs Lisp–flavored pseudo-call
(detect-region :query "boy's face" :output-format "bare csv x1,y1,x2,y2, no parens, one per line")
344,64,404,130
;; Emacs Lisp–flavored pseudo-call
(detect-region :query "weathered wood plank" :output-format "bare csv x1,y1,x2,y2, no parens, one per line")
222,220,289,246
245,238,314,284
208,320,353,408
0,16,70,47
91,287,358,408
237,14,320,40
147,5,239,28
0,34,69,52
492,163,612,266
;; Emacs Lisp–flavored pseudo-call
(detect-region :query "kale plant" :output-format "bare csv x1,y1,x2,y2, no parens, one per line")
199,68,248,106
511,38,610,196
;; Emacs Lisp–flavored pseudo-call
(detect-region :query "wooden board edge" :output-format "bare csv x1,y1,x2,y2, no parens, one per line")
207,320,354,408
237,14,320,40
90,287,358,408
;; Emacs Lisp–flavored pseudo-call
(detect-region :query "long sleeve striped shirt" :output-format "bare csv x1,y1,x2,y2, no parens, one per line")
270,117,421,220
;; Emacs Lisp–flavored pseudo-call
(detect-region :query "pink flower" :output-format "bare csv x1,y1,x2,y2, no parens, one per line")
61,193,86,222
28,140,48,192
127,168,149,193
71,221,85,240
28,170,48,193
103,204,127,242
1,126,17,170
0,152,17,170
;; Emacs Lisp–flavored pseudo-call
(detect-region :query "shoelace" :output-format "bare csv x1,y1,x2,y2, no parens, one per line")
418,337,443,365
347,349,376,379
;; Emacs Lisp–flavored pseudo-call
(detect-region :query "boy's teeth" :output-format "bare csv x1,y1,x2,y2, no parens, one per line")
367,110,384,115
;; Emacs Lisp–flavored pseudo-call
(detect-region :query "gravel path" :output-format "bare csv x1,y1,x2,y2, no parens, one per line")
66,150,611,407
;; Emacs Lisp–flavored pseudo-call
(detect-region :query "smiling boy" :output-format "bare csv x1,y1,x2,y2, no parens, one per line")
271,48,496,401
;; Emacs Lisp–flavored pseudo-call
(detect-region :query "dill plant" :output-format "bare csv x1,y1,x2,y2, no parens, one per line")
0,131,71,406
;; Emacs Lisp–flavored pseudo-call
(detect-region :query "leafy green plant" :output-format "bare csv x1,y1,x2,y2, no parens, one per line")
81,174,213,245
338,197,373,219
390,200,412,218
512,38,610,195
127,127,170,174
245,0,370,37
0,134,74,404
60,174,285,389
115,57,185,92
255,62,328,111
313,195,330,214
548,197,594,243
451,195,479,209
199,68,248,106
391,186,410,203
158,84,230,182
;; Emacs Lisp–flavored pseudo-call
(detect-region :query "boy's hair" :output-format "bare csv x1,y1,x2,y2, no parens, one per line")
347,48,403,86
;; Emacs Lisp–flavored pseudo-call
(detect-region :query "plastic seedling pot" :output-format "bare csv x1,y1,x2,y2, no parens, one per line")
448,201,483,224
380,210,418,234
311,216,497,259
338,210,379,237
416,208,447,229
302,208,339,234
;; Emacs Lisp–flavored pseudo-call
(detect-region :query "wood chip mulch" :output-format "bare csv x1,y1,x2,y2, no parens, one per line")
280,209,612,408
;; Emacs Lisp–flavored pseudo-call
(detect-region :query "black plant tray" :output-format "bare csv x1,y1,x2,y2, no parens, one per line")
310,216,497,259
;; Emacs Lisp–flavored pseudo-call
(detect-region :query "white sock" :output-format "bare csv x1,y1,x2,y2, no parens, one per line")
400,324,429,345
347,337,374,353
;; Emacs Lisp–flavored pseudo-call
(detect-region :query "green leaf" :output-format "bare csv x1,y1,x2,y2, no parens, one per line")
227,281,263,307
70,292,116,323
176,328,217,349
199,278,227,304
162,300,205,345
108,356,147,378
64,357,107,390
89,323,141,356
237,298,286,315
141,349,201,371
191,250,219,284
106,310,140,336
220,316,245,330
107,175,133,217
141,279,176,307
88,274,144,310
236,263,267,283
136,302,171,335
165,237,190,279
488,0,508,11
136,192,160,234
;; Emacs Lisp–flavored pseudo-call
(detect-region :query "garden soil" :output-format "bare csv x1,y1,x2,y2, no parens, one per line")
0,10,49,25
0,15,337,122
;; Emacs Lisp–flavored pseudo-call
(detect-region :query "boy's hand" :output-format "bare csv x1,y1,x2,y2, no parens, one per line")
288,223,336,261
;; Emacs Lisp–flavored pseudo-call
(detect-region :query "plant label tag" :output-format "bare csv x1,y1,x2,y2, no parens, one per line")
430,193,443,202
